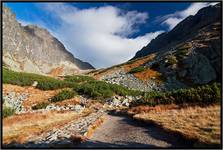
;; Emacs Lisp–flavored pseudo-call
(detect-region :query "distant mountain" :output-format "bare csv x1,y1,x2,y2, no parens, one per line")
2,6,94,76
132,3,221,60
89,3,221,91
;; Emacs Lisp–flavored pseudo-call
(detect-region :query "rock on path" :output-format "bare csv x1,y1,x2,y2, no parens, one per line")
79,112,191,148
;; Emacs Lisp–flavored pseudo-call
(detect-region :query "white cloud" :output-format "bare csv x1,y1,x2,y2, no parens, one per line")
38,4,163,68
162,2,217,30
162,17,182,31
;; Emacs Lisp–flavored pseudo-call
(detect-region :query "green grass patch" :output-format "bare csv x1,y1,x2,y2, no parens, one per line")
3,106,16,118
128,66,145,74
64,75,95,83
3,68,77,90
32,102,50,110
50,90,77,102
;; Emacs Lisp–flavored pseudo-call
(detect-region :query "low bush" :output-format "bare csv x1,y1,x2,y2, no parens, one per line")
3,106,16,118
75,81,113,99
50,90,77,102
128,66,145,74
74,80,142,100
3,68,77,90
32,102,50,110
134,82,221,106
176,48,188,59
64,75,95,83
166,55,177,66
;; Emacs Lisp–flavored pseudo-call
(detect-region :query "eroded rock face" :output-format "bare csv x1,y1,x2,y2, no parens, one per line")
3,6,94,76
180,53,216,84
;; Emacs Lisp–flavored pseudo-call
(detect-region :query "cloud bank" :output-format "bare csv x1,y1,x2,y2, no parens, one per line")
161,2,218,30
37,3,163,68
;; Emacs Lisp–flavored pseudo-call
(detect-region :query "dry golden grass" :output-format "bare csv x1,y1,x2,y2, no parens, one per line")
85,116,105,138
128,104,178,115
3,84,68,109
133,105,221,145
54,97,80,106
133,69,161,81
3,109,91,144
48,66,65,76
123,53,156,72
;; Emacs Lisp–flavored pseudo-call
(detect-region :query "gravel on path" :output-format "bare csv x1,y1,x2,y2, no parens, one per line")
79,112,192,148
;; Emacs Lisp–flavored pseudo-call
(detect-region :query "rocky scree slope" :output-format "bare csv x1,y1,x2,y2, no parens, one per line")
89,4,221,92
3,6,94,76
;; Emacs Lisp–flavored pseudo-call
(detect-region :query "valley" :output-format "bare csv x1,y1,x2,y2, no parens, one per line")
2,2,222,149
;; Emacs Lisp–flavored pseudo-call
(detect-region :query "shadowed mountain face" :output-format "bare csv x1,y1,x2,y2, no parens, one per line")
2,6,94,76
132,3,221,60
90,4,221,92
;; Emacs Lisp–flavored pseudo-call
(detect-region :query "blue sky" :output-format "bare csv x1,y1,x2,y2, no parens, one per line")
4,2,217,68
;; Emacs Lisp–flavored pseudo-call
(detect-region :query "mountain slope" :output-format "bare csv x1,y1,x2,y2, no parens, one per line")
3,6,94,76
88,4,221,92
132,3,221,60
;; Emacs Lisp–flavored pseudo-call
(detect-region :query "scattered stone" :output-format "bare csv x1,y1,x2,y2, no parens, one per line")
32,81,38,87
3,92,29,113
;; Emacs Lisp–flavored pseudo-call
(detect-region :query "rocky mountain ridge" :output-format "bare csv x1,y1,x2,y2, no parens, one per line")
3,6,94,76
89,3,221,92
132,3,221,60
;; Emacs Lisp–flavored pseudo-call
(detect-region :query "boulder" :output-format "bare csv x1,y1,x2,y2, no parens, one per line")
32,81,38,87
122,99,129,107
74,105,84,113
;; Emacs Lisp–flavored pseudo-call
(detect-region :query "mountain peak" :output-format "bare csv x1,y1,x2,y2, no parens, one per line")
2,6,94,76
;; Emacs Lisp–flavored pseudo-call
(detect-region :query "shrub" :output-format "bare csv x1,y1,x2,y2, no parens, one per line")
3,68,77,90
3,106,16,118
50,90,77,102
32,102,50,110
128,66,146,74
137,82,221,106
166,55,177,66
176,48,188,59
75,81,113,99
2,68,142,99
64,75,95,83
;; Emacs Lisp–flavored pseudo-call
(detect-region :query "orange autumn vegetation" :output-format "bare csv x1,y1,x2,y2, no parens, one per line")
54,97,80,107
3,109,91,144
132,105,221,146
133,68,161,81
128,104,178,115
123,53,156,72
48,66,64,77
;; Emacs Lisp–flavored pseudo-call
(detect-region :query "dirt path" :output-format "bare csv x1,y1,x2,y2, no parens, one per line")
79,112,192,148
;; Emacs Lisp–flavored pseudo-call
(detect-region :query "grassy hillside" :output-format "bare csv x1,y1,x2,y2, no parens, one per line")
3,68,221,106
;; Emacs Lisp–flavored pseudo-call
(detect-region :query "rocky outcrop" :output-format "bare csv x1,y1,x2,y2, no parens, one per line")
3,6,94,76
